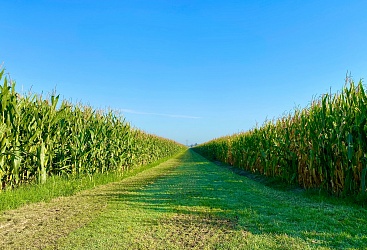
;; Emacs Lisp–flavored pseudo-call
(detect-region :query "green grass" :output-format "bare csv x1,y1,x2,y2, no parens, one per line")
0,153,183,212
51,149,367,249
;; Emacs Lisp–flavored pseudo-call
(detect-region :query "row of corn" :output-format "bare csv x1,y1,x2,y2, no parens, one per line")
0,68,185,190
194,77,367,196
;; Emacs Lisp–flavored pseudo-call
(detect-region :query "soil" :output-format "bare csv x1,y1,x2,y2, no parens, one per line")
0,186,109,249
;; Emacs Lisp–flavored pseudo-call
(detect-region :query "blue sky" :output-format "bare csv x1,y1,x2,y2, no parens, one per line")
1,1,366,145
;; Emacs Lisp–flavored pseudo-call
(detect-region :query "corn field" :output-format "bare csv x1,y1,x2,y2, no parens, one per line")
0,68,185,190
194,77,367,196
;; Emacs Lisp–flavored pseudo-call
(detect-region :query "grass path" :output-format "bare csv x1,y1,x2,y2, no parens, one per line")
1,150,367,249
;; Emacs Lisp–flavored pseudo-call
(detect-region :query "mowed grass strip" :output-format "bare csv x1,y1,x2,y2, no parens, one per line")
53,150,366,250
0,152,185,250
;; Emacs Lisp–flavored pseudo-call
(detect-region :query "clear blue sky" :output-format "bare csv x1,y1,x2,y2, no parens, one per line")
1,1,366,145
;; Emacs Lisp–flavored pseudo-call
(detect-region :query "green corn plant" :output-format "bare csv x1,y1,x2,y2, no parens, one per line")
0,67,185,190
194,77,367,197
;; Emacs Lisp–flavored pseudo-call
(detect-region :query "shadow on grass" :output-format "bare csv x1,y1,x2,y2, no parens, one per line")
88,150,367,249
210,157,367,207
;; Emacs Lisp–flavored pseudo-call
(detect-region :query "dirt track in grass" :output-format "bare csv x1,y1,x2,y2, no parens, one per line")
0,190,106,249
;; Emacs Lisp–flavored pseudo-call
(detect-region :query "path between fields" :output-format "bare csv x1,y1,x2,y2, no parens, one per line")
1,150,366,249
